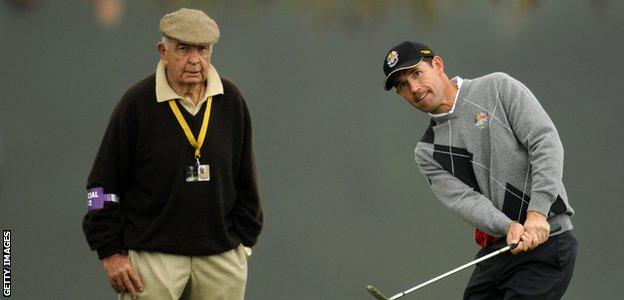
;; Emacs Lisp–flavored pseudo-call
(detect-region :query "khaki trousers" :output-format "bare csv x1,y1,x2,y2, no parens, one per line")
119,244,250,300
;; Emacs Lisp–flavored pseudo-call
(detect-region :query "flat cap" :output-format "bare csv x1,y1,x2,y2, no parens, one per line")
159,8,220,45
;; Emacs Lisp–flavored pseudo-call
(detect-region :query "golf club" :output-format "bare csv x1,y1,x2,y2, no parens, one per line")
366,223,562,300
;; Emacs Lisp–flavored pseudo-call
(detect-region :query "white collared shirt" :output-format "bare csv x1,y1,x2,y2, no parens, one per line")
429,76,463,117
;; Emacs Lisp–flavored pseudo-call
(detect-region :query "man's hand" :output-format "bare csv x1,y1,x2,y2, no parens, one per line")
101,253,144,299
523,210,550,245
507,211,550,254
507,221,528,254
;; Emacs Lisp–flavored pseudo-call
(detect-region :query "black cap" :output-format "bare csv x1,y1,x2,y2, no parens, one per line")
382,41,435,91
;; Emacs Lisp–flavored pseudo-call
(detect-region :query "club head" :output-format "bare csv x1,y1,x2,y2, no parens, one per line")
366,285,389,300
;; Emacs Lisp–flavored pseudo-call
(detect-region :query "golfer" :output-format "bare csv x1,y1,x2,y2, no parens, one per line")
82,8,263,300
382,41,577,299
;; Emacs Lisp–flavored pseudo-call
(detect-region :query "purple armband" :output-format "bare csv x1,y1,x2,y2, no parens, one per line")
87,187,119,211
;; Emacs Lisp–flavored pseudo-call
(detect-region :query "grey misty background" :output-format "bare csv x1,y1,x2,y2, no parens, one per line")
0,0,622,299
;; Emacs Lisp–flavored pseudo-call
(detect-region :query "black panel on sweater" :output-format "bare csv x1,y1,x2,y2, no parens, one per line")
502,183,530,224
420,119,436,143
433,144,481,193
503,183,569,222
550,195,567,215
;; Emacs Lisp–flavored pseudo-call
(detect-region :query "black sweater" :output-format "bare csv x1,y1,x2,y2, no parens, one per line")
82,74,263,259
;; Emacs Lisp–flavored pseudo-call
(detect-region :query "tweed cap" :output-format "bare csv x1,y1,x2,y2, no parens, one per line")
159,8,220,45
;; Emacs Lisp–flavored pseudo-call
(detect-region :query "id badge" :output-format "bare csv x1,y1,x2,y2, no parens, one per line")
186,164,210,182
197,164,210,181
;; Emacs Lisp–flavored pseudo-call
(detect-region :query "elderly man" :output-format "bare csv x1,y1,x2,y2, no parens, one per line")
382,41,577,299
83,8,263,300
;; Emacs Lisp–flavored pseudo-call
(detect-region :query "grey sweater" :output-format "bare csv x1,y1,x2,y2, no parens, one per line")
415,72,573,238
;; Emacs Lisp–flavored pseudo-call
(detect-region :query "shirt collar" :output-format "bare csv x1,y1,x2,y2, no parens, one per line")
155,60,224,103
429,76,463,118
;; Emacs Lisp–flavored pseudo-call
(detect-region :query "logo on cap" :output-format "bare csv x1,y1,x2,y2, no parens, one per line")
474,112,488,128
420,50,432,55
387,51,399,68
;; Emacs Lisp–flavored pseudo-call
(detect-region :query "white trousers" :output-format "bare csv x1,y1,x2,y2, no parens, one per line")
118,244,250,300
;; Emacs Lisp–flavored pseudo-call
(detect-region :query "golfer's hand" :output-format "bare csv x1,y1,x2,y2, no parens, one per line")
508,212,550,254
102,253,144,299
506,221,527,254
523,210,550,246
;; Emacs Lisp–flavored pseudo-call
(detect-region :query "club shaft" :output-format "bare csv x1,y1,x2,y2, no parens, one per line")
388,246,511,300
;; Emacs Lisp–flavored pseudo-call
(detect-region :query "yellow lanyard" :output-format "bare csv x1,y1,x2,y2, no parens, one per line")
168,97,213,159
